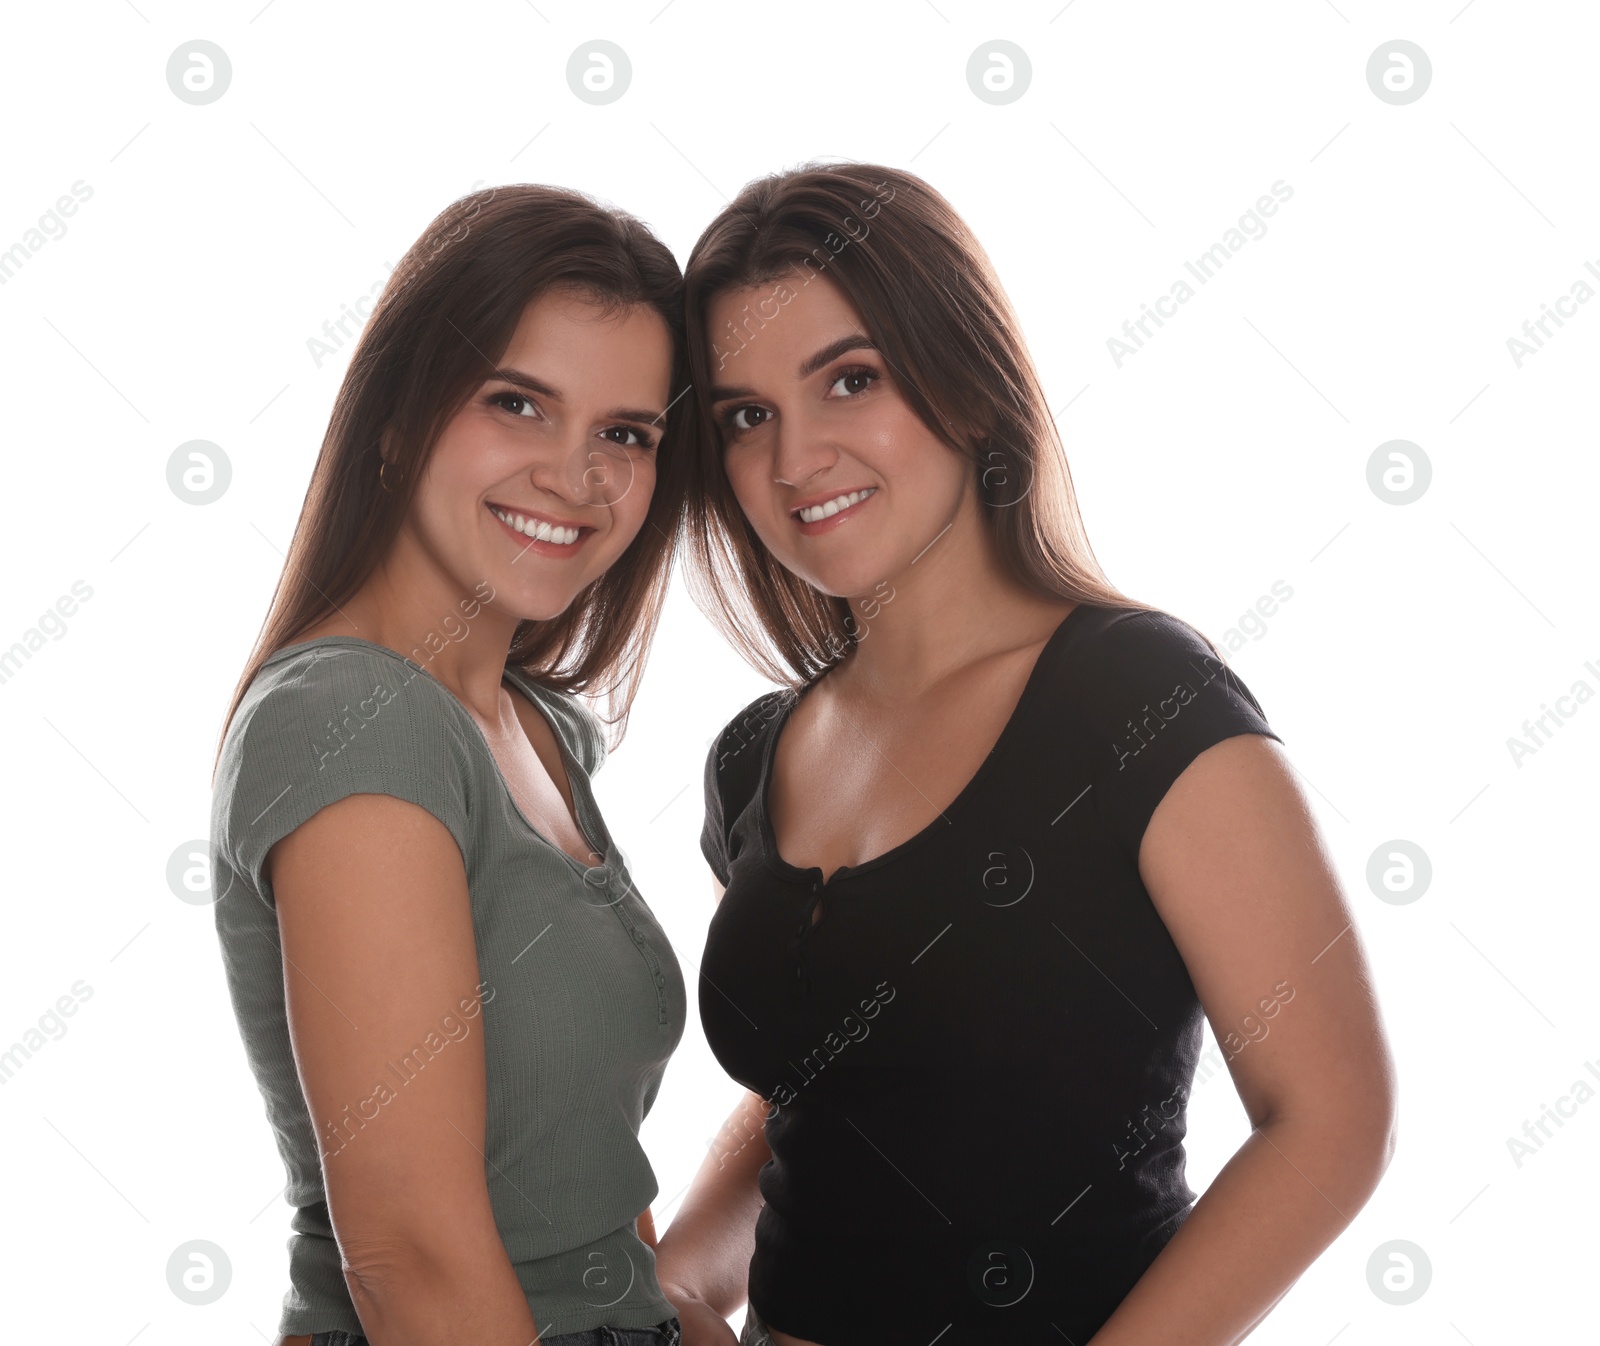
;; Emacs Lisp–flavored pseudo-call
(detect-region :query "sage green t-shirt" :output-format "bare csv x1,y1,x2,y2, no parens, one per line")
210,637,687,1337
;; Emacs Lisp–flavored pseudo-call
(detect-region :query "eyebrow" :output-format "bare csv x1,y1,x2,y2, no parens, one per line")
708,333,877,403
488,366,666,427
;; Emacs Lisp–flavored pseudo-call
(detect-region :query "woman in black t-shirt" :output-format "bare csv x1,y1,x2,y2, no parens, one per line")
652,164,1397,1346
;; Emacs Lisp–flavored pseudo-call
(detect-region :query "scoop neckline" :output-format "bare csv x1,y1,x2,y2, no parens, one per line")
755,601,1095,891
266,635,613,879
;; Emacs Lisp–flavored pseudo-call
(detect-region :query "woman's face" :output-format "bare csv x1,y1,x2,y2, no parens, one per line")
704,273,971,601
401,286,673,624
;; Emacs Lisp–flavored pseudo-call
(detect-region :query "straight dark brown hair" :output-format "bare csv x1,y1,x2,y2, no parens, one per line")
216,183,691,768
680,160,1204,687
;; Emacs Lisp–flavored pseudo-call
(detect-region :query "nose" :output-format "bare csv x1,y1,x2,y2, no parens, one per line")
528,426,638,512
770,403,840,489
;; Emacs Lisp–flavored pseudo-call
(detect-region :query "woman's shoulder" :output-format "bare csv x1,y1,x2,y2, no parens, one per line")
213,638,477,895
1053,603,1281,855
1055,603,1267,722
699,686,794,884
706,686,794,772
700,686,793,818
223,637,462,767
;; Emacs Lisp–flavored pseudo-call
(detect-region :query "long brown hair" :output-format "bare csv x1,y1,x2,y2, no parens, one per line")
680,160,1190,687
217,183,690,766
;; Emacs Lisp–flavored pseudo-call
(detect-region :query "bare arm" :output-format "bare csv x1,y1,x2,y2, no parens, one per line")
272,792,541,1346
654,877,770,1342
1087,735,1398,1345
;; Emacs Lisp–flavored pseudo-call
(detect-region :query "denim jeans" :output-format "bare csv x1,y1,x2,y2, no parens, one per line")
311,1317,681,1346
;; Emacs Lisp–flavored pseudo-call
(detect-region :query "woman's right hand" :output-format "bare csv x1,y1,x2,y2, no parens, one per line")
651,1083,772,1346
663,1286,739,1346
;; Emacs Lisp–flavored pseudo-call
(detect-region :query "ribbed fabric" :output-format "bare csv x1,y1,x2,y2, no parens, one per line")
699,605,1284,1344
211,636,685,1338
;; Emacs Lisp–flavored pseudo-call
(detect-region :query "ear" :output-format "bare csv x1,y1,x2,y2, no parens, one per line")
378,425,398,466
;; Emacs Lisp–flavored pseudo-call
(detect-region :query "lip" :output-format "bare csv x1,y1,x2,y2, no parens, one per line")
485,500,596,556
790,486,877,536
788,485,878,516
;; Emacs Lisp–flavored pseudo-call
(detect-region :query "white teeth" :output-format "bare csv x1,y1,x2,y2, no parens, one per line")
797,488,875,524
491,505,579,546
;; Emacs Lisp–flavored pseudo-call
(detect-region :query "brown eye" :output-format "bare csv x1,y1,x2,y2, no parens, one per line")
727,405,770,432
827,367,879,398
600,426,656,450
490,391,539,418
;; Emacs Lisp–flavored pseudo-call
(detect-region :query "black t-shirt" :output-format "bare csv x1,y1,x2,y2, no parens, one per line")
698,603,1283,1345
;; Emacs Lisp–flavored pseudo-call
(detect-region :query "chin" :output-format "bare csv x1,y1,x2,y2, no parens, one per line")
794,561,895,604
493,578,585,624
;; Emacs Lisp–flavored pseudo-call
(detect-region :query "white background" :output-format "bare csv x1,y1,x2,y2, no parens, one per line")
1,2,1595,1342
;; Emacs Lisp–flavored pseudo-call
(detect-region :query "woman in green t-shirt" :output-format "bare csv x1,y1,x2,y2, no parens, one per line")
211,184,693,1346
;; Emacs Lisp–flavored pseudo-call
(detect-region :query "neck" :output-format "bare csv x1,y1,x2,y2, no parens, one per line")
832,484,1068,703
310,534,522,723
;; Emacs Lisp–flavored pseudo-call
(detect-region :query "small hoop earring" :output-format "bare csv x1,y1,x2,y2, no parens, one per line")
379,459,401,493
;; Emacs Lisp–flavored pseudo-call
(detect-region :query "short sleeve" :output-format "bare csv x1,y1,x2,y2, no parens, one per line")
698,690,792,889
212,646,474,905
700,731,730,886
1087,610,1282,860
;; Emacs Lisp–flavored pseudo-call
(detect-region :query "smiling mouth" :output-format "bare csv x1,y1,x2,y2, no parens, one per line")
486,501,593,547
792,487,877,523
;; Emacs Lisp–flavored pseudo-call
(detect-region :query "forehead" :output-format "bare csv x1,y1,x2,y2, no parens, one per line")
705,272,866,380
503,288,672,388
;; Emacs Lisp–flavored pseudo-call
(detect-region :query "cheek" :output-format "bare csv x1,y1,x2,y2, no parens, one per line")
722,445,774,519
598,452,658,540
411,451,483,535
421,424,499,505
866,406,969,509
